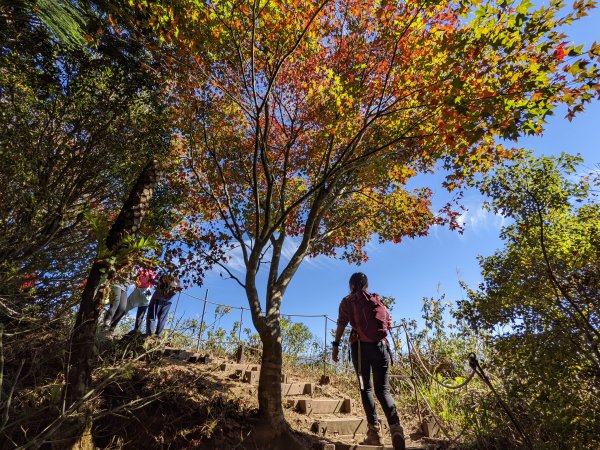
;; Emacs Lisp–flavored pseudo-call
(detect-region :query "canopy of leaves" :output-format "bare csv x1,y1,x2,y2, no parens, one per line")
138,0,599,277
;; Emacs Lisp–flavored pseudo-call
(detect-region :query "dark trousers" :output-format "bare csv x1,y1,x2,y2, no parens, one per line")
134,306,148,331
146,299,172,336
351,341,400,426
104,285,127,328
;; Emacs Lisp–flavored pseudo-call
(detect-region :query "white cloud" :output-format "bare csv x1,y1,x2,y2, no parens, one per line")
456,203,505,237
221,241,249,273
222,236,333,275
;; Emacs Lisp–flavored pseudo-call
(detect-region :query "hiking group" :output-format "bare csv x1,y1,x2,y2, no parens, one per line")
333,272,406,450
102,268,405,448
101,266,181,337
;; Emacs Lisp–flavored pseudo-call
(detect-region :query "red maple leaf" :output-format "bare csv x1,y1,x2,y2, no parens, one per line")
554,42,567,61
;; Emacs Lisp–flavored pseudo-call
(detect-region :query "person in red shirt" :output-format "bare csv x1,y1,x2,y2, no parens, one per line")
103,267,156,333
129,267,156,332
332,272,405,450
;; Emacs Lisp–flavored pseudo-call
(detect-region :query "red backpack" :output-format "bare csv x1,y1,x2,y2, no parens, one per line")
349,291,390,343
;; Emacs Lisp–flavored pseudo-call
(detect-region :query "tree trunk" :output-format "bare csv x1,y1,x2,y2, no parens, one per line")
255,323,305,449
63,261,110,406
65,159,162,407
245,230,317,447
258,327,285,427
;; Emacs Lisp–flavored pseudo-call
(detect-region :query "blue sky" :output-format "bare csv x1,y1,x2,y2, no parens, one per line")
157,2,600,344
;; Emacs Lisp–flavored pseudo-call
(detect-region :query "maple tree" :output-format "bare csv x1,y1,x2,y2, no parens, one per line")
135,0,600,445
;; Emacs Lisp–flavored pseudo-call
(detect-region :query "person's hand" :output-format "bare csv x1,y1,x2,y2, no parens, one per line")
332,346,339,362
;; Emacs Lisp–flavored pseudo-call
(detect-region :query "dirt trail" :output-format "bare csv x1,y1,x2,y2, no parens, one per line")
157,349,445,449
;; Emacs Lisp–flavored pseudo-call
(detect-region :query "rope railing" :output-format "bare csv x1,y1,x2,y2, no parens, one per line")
183,291,247,310
400,322,477,390
176,289,531,448
181,290,335,376
182,291,333,319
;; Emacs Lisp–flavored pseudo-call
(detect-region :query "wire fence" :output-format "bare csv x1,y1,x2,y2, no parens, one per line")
160,289,531,448
155,290,341,374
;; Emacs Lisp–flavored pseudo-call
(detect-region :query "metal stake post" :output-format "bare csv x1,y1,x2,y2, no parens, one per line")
196,289,209,352
323,316,328,377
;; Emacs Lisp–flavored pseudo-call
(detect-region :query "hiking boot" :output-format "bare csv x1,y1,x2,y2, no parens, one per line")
360,422,384,446
390,423,405,450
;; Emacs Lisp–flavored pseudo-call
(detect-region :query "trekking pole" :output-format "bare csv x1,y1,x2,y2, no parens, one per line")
358,340,363,390
196,289,209,352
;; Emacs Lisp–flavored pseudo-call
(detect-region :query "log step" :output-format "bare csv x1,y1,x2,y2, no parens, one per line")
238,370,288,385
243,370,259,385
220,363,260,372
311,418,389,438
162,347,183,356
177,350,192,360
320,445,392,450
292,398,353,415
188,354,213,364
421,418,440,438
281,382,315,396
323,445,425,450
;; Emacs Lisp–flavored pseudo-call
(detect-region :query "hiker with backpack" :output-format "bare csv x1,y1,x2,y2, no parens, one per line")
146,273,180,337
101,267,156,334
332,272,405,450
128,266,156,333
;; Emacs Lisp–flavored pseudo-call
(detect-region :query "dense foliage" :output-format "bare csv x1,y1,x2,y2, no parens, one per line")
0,1,171,320
458,153,600,448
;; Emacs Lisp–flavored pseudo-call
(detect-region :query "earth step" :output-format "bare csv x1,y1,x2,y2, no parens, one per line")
322,445,426,450
292,398,353,415
188,353,213,364
163,347,182,356
220,363,260,372
311,418,389,438
281,382,315,396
